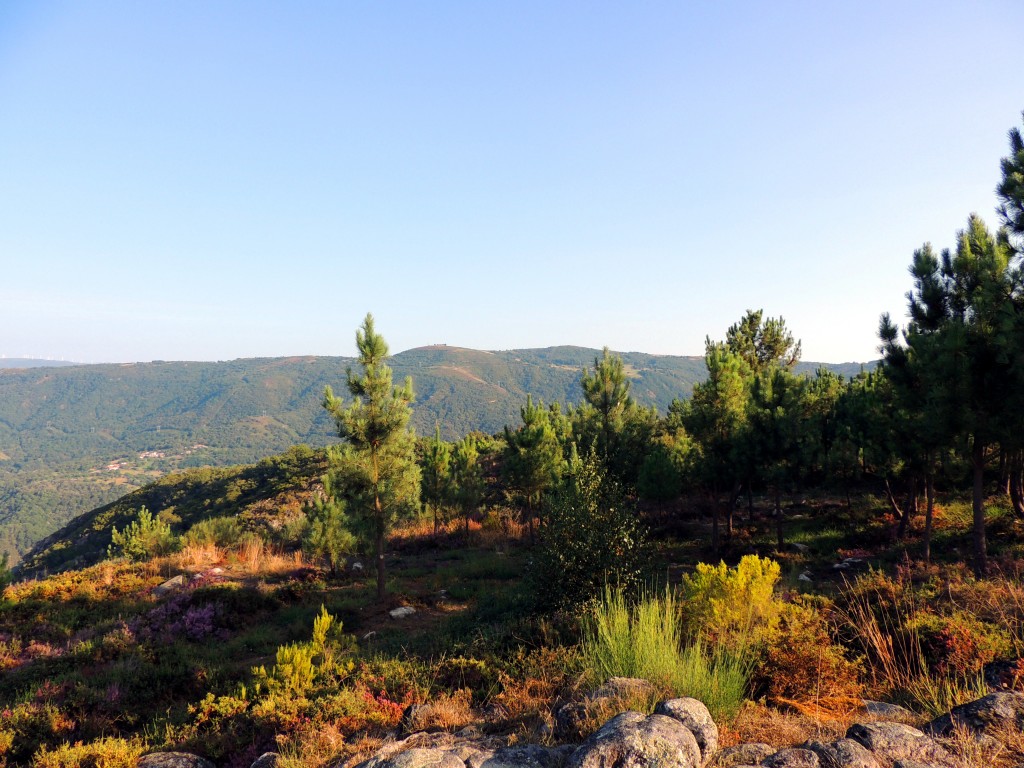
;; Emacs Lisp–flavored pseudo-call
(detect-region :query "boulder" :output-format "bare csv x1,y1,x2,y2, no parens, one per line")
567,711,701,768
250,754,278,768
862,701,915,720
846,722,954,766
479,745,575,768
924,691,1024,740
359,748,466,768
654,698,718,765
138,754,216,768
762,748,819,768
802,739,880,768
554,677,657,739
153,575,187,596
390,606,416,619
712,743,774,768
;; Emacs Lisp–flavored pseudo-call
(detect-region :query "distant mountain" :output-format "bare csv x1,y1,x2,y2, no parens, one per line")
0,358,78,369
0,346,874,561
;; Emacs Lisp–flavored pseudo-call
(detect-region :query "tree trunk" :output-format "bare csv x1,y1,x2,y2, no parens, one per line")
711,484,720,556
883,476,904,519
747,482,755,524
897,476,917,540
726,481,741,538
376,505,386,601
924,473,934,564
1000,447,1010,495
775,486,784,549
972,439,988,578
1009,450,1024,518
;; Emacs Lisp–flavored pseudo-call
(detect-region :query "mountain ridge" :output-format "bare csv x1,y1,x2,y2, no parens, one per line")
0,345,873,561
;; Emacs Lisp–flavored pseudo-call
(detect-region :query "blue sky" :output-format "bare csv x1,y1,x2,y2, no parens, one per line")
1,2,1021,364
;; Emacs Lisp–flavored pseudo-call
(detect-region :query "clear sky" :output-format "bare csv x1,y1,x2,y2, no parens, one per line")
1,2,1021,364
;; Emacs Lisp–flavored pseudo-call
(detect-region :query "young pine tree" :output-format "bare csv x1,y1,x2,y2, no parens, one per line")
322,314,421,600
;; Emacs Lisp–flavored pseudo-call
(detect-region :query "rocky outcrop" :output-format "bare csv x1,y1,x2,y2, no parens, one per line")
924,691,1024,740
713,743,775,768
761,748,819,768
138,754,216,768
654,698,718,765
845,722,955,767
566,711,701,768
554,677,657,740
351,690,1024,768
801,738,880,768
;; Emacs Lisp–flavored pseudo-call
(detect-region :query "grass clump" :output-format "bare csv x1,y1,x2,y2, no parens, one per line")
582,586,749,722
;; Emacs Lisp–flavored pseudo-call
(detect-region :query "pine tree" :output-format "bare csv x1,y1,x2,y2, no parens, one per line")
503,395,565,538
420,426,453,534
580,347,633,459
451,435,485,535
322,314,421,600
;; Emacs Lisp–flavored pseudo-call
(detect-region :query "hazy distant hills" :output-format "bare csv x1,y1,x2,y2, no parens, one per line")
0,358,77,369
0,346,872,561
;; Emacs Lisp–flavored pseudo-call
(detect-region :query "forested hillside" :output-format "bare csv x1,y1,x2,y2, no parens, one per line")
0,346,867,561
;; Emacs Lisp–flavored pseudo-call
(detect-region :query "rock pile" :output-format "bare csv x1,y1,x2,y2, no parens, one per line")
135,689,1024,768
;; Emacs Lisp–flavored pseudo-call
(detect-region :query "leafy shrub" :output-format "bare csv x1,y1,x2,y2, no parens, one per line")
31,735,146,768
915,611,1012,678
183,516,241,548
433,657,498,702
679,555,781,647
528,454,648,610
582,586,749,721
754,596,864,711
303,494,356,574
253,605,356,697
108,506,179,562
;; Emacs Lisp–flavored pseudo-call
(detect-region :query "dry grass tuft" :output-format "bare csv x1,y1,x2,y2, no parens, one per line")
404,689,475,732
723,701,847,750
176,542,224,570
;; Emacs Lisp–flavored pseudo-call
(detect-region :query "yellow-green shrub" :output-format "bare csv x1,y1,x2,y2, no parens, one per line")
679,555,781,646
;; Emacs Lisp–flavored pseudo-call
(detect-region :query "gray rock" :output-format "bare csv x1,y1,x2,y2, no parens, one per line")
153,575,187,596
654,698,718,765
480,745,575,768
862,701,915,720
924,691,1024,739
250,754,278,768
846,722,954,766
138,754,216,768
713,743,774,768
390,606,417,619
802,739,880,768
567,711,701,768
554,677,657,739
763,748,819,768
360,748,466,768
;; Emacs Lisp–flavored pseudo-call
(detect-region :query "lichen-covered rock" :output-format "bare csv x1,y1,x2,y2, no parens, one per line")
479,745,575,768
712,743,774,768
359,748,467,768
862,701,915,721
802,739,880,768
554,678,657,739
762,748,819,768
654,698,718,765
846,722,954,767
924,691,1024,740
138,753,216,768
567,711,701,768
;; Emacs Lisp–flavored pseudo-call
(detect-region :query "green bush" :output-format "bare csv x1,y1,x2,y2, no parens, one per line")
581,586,749,721
107,506,179,562
183,516,242,548
528,454,648,610
679,555,781,647
303,495,356,575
